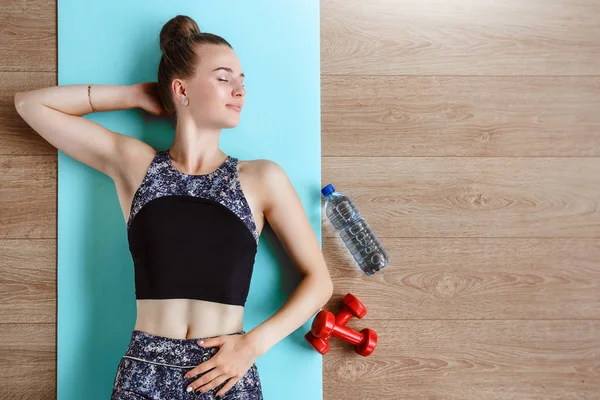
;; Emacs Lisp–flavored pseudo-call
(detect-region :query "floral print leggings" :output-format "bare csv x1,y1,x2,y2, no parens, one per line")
111,330,263,400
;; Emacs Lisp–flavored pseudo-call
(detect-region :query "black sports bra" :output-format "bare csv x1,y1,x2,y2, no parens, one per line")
126,150,260,307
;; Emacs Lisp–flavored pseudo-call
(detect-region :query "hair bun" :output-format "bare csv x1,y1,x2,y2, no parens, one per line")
159,15,201,53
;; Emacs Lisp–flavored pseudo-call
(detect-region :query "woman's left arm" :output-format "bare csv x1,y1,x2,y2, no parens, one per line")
246,159,334,356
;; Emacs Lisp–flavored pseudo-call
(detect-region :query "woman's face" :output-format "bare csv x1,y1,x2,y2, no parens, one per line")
183,44,246,129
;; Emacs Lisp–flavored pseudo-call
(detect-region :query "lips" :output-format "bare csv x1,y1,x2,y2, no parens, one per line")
226,104,242,112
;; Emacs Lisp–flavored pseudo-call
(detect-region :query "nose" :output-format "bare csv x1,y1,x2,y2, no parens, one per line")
233,82,245,97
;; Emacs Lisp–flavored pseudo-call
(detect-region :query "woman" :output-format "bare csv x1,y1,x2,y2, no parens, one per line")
14,14,333,400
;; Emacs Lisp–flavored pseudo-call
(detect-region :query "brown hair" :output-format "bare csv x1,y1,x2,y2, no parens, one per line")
158,15,232,122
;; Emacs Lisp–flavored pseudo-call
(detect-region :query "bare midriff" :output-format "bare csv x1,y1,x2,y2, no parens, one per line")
134,298,245,340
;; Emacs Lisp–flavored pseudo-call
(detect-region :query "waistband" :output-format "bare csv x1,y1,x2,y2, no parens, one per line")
122,329,246,368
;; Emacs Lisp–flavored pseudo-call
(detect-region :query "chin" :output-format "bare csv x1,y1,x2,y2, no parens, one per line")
222,119,241,129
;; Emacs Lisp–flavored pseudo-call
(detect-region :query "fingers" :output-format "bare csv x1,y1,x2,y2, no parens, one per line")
215,377,239,398
184,358,216,380
188,369,230,395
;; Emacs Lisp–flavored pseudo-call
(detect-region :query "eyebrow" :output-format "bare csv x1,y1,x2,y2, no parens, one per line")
213,67,245,78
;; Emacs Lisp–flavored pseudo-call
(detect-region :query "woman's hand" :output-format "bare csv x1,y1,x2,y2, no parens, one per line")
132,82,169,116
184,333,261,397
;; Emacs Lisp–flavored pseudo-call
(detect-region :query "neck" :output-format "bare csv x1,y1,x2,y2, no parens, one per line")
170,119,226,172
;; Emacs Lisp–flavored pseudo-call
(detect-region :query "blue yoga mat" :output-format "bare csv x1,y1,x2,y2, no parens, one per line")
57,2,321,399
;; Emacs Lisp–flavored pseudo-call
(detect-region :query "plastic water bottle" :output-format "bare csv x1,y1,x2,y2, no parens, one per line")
321,184,390,276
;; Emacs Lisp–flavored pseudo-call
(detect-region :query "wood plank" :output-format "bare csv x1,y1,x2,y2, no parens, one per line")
0,239,55,323
323,76,600,157
322,320,600,400
0,1,56,72
0,323,55,399
0,72,57,154
322,0,600,75
0,155,56,238
322,157,600,238
324,238,600,320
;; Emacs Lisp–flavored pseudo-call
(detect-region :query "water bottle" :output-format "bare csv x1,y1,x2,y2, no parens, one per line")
321,184,390,276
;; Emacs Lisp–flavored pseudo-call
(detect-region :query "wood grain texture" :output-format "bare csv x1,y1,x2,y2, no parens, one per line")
0,324,55,399
0,72,57,154
323,76,600,157
0,155,56,238
0,240,55,323
0,1,56,72
322,157,600,238
324,238,600,320
322,0,600,76
323,320,600,400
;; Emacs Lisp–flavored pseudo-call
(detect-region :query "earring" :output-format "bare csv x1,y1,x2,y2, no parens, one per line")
181,97,188,105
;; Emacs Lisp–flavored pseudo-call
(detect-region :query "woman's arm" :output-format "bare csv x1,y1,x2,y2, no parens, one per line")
15,84,137,116
14,84,150,179
245,160,334,356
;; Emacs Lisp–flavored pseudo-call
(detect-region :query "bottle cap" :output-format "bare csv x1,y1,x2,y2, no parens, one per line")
321,184,335,197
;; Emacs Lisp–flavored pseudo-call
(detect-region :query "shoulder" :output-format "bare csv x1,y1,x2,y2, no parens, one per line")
238,158,287,184
237,158,291,210
111,136,157,184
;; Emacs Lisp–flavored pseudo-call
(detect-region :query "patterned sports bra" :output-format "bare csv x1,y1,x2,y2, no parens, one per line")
126,150,260,307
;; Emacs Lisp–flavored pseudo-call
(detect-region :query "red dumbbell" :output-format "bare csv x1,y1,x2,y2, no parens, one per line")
305,293,366,354
311,310,377,356
305,293,376,356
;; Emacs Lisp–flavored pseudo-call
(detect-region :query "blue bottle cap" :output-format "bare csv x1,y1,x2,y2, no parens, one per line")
321,184,335,197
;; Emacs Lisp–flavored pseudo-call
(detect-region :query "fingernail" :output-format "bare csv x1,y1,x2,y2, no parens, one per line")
186,386,192,393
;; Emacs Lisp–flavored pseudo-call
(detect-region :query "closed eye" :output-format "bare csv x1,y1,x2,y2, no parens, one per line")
219,78,245,88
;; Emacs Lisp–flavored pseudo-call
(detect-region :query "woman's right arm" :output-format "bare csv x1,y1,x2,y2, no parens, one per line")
13,84,153,180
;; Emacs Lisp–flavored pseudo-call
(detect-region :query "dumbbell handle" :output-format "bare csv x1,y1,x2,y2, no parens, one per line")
335,308,353,327
313,311,364,345
328,322,364,345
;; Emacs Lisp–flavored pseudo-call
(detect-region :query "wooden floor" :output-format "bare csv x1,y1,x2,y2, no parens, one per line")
1,0,599,399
